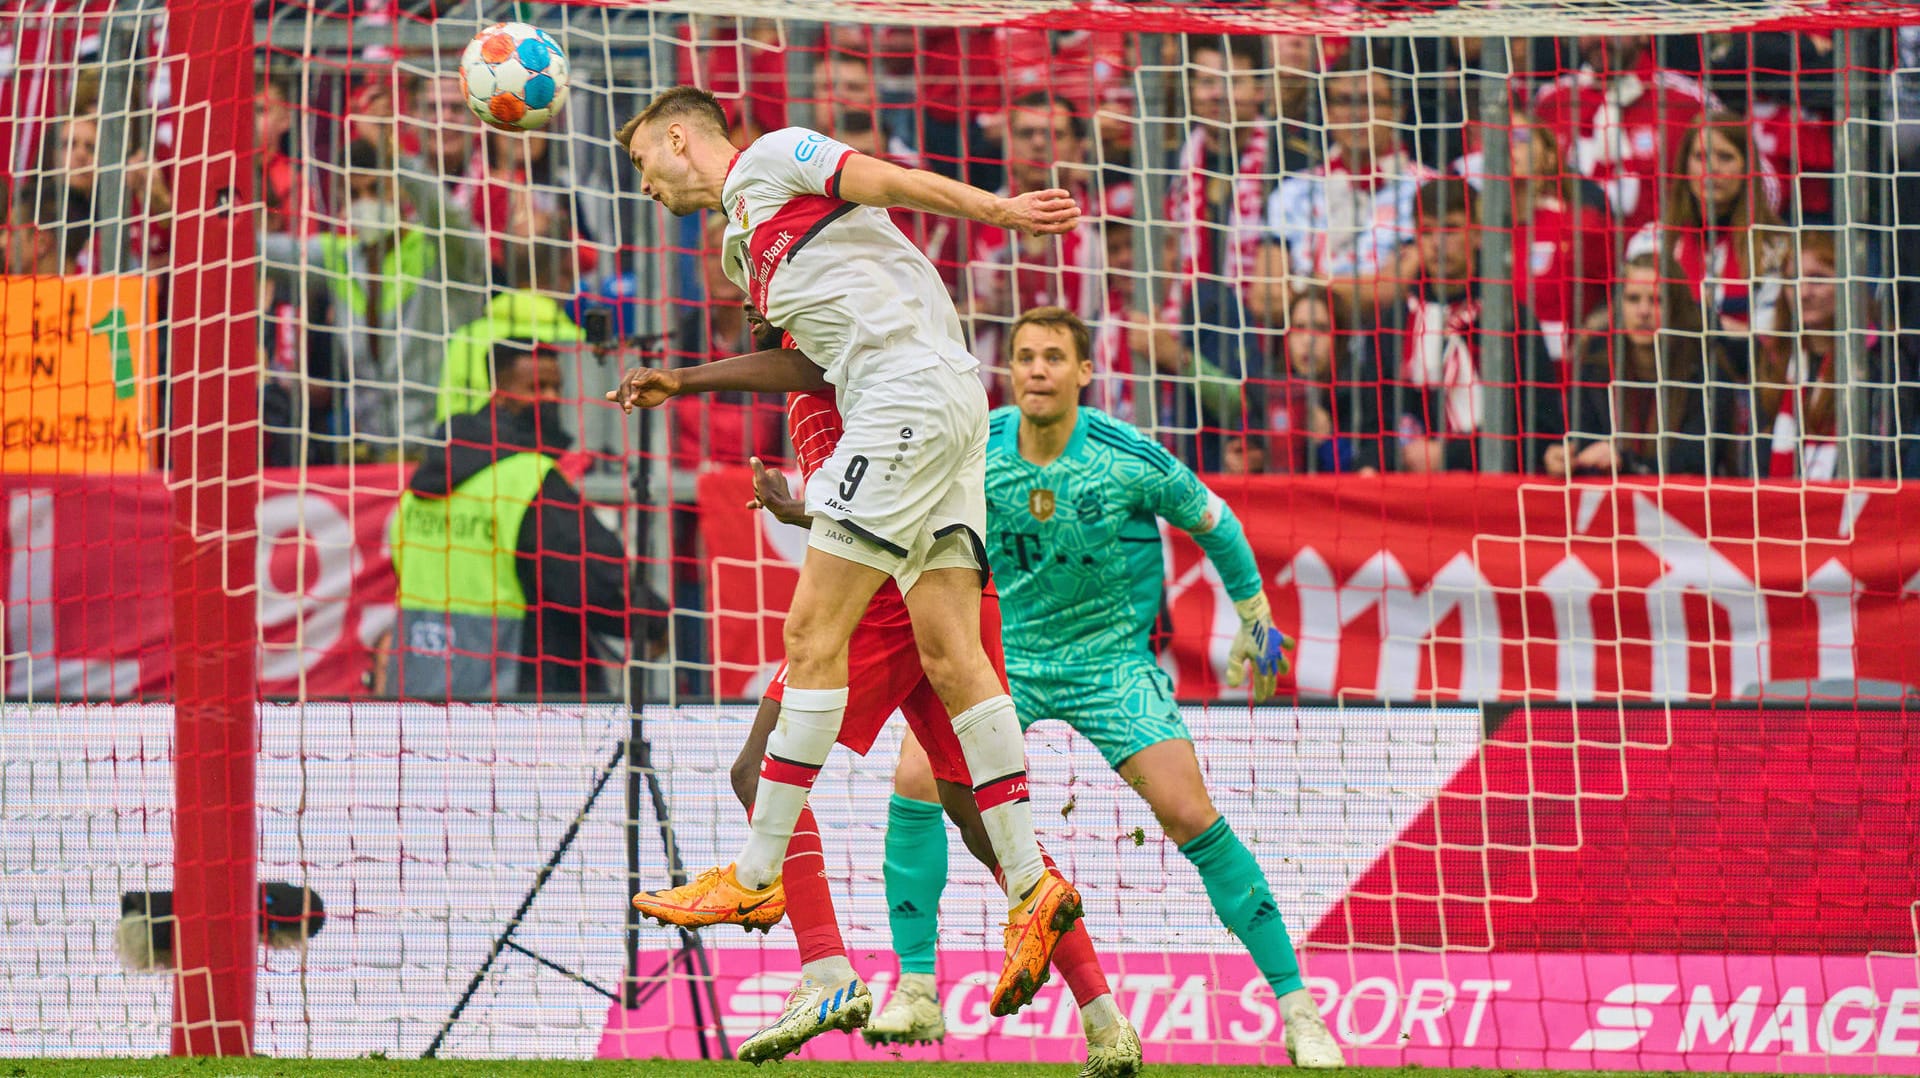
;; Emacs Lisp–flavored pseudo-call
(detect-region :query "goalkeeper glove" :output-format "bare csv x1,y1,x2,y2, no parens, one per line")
1226,592,1292,703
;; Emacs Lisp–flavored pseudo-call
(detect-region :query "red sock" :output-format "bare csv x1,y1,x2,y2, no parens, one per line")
994,843,1113,1006
751,802,845,964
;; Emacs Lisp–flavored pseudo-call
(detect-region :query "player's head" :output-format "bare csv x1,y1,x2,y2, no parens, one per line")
1007,306,1093,427
744,304,785,351
620,86,733,216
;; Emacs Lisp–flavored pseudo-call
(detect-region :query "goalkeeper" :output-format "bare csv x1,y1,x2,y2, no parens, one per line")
863,306,1343,1067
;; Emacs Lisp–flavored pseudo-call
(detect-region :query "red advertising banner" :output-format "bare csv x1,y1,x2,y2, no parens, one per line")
697,471,1920,703
10,470,1920,703
0,466,402,699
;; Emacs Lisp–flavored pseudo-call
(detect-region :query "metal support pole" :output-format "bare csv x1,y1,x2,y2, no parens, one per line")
1476,37,1517,474
1837,29,1882,478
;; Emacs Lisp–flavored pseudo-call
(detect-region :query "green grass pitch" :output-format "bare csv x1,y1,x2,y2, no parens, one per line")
1,1063,1687,1078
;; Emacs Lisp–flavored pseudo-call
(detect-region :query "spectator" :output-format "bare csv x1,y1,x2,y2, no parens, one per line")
437,216,586,425
667,213,785,471
811,50,916,161
1261,46,1436,325
403,67,485,211
1155,34,1281,467
676,17,788,140
1382,178,1565,473
1221,435,1269,475
1554,253,1715,477
915,27,1006,188
1755,230,1866,480
1090,219,1151,426
260,268,340,467
387,340,667,699
1165,33,1279,328
5,182,87,275
1270,34,1327,172
966,91,1101,377
265,139,489,457
809,75,966,288
1637,112,1791,349
475,129,573,283
1459,119,1615,363
1531,35,1718,230
36,113,170,271
1280,286,1368,474
258,75,316,237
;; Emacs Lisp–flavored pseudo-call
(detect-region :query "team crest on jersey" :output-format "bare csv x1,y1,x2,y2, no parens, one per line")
1028,489,1056,522
732,195,749,228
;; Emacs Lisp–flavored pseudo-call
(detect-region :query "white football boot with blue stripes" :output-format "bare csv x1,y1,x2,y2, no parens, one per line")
736,972,872,1064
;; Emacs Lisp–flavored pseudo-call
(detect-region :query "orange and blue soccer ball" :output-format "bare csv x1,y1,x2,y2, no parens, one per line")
459,22,569,131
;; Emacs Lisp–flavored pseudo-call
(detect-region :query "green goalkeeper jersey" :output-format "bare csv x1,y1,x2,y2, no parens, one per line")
985,405,1264,674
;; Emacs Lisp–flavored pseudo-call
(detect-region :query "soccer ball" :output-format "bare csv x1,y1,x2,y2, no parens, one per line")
459,22,569,131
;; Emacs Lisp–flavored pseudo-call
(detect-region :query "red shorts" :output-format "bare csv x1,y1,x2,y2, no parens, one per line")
766,582,1010,785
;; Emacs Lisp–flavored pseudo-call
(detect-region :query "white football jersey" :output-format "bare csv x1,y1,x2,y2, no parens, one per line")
720,126,976,391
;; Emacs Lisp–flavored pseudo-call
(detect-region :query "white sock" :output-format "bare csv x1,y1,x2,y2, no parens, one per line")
896,971,937,997
800,954,856,985
737,686,847,889
949,695,1046,900
1080,992,1123,1032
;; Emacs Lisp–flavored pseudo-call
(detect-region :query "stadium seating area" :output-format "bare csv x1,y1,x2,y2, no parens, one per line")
8,27,1919,479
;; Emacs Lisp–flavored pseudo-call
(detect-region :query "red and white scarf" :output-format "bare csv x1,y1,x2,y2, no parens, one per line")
1403,291,1485,436
1768,344,1838,479
1160,124,1269,324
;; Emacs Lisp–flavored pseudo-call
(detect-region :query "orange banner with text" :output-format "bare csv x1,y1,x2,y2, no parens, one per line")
1,274,158,473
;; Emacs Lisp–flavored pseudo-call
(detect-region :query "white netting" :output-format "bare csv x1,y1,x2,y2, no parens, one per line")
3,0,1920,1066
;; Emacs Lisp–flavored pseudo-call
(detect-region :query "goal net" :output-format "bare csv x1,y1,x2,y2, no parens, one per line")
3,0,1918,1066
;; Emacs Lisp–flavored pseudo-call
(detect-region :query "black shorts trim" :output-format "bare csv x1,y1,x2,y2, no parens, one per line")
831,516,910,558
932,522,990,587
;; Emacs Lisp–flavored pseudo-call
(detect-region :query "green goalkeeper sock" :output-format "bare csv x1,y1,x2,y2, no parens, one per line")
1179,816,1305,997
884,793,948,976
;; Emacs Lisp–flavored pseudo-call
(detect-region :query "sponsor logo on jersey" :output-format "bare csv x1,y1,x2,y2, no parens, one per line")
1028,489,1055,522
794,131,830,162
760,229,795,272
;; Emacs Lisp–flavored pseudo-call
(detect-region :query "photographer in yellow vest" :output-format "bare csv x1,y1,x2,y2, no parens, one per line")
388,340,665,698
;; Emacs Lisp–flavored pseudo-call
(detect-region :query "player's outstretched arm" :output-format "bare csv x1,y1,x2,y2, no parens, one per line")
606,347,827,414
836,153,1079,237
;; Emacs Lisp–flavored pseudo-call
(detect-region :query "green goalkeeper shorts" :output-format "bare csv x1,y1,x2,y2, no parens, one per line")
1010,657,1190,770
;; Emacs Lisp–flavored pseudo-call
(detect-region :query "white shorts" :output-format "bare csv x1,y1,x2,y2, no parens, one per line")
804,363,987,593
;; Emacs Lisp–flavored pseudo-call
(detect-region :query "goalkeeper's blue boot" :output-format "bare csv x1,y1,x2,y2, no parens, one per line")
736,971,870,1064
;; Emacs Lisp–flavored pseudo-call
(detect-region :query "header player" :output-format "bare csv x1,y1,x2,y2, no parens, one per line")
872,308,1344,1067
721,313,1142,1074
610,86,1083,1016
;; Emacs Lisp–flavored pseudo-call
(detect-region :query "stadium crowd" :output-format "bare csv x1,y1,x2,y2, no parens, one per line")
9,27,1920,480
4,24,1920,695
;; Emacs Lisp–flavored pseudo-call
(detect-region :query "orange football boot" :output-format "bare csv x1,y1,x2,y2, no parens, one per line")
990,870,1084,1016
631,864,785,933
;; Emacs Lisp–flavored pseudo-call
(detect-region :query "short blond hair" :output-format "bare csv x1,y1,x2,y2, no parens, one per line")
617,85,729,150
1007,306,1093,366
